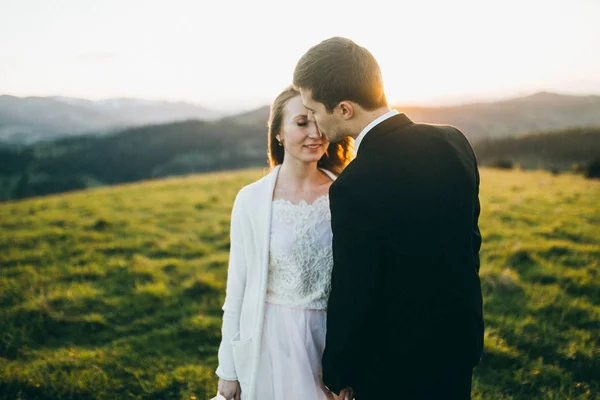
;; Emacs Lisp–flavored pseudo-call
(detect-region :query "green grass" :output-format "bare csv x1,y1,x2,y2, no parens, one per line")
0,168,598,399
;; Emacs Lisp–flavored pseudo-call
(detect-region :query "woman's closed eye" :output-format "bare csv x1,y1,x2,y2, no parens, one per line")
297,120,309,127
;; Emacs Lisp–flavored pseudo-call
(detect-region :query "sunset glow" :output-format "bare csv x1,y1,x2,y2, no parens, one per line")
1,0,598,111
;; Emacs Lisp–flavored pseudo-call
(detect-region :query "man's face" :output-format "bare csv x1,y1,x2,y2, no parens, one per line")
299,88,347,143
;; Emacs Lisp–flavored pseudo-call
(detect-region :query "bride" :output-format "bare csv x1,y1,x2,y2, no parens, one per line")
215,85,353,400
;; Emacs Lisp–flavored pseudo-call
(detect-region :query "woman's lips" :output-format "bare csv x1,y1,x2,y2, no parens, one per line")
304,144,323,149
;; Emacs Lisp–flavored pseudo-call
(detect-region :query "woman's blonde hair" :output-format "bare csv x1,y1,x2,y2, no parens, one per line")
267,85,354,175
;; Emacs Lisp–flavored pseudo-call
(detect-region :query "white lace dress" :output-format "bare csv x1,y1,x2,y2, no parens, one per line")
254,195,333,400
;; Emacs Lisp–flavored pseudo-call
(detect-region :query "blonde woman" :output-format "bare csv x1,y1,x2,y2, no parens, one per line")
215,86,353,400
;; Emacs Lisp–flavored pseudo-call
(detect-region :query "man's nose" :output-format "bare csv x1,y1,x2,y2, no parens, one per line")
307,110,315,121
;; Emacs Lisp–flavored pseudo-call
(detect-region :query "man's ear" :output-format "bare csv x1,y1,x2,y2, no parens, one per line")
338,101,354,120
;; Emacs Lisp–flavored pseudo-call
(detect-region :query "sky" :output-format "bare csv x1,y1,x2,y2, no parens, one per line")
0,0,599,112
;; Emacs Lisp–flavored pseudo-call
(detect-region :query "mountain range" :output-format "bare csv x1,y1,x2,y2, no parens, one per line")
1,91,599,201
2,91,600,146
397,91,600,141
0,95,221,145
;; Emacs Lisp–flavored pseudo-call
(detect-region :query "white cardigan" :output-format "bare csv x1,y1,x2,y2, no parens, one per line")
215,164,337,400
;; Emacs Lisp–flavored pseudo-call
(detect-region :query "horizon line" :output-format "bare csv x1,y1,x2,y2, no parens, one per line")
1,89,599,113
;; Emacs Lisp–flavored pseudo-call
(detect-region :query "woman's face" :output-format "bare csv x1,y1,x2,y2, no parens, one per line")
277,95,329,165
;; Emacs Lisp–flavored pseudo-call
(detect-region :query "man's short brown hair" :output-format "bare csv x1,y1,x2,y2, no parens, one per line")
293,37,388,113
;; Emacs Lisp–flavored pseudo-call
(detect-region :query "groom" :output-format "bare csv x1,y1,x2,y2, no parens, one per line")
293,37,484,400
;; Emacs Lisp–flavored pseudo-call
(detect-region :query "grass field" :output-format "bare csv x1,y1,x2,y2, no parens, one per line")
0,168,598,399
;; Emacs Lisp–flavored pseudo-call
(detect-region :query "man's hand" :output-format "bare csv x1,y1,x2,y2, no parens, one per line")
217,378,241,400
339,386,354,400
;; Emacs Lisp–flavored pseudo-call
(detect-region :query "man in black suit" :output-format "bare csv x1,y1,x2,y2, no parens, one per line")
293,37,484,400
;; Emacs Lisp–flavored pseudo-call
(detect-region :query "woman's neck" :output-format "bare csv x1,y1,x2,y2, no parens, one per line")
278,159,325,191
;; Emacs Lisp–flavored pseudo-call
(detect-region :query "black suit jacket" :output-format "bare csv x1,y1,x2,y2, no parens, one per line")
322,113,484,396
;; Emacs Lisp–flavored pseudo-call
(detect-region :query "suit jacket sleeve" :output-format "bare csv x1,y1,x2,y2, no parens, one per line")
216,190,248,381
322,180,382,393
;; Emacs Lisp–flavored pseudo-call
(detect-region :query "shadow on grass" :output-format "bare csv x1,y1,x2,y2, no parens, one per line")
1,307,113,359
0,381,95,400
474,350,521,395
563,278,600,304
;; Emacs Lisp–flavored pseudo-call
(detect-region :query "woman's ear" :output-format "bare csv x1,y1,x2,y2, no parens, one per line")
338,101,354,120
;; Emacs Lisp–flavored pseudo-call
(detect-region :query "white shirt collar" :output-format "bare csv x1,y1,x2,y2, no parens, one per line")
354,109,400,153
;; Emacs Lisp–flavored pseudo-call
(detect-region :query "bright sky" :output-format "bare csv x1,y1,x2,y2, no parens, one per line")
1,0,599,112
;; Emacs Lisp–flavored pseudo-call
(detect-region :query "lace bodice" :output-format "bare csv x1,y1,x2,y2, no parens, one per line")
266,195,333,310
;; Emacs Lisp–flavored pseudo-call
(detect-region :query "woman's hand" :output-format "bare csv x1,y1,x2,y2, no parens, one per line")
339,387,354,400
217,378,241,400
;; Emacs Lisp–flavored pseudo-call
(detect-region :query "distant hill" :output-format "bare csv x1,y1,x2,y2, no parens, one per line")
0,117,268,201
473,126,600,171
0,95,123,144
218,105,270,126
50,96,222,127
394,92,600,141
0,95,221,145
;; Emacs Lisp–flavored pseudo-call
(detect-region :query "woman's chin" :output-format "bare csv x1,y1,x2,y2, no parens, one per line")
304,148,326,157
287,151,327,164
299,155,325,164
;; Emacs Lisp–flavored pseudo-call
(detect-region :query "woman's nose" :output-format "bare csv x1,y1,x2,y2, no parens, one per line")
308,123,322,138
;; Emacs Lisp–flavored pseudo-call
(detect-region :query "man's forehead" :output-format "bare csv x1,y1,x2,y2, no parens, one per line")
299,88,317,107
299,87,312,97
